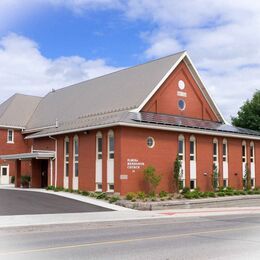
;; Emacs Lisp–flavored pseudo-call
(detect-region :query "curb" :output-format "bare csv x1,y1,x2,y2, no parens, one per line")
116,195,260,210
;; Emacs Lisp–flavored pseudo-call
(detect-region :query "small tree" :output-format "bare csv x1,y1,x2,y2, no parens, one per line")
212,164,219,191
143,166,162,194
173,154,182,193
243,163,251,190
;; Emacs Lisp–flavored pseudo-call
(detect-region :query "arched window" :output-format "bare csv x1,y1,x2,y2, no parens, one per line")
108,130,114,159
73,135,79,177
178,135,185,161
96,132,102,160
189,135,196,161
213,138,218,164
64,137,69,177
250,141,254,163
242,141,246,163
223,139,228,162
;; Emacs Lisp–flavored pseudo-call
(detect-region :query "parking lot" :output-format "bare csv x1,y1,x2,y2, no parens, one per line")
0,189,113,215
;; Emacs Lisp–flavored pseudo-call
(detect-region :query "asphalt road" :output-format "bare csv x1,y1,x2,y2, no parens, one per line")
1,213,260,259
0,189,112,215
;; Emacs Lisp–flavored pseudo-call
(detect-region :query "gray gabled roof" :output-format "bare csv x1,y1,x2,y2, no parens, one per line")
25,51,186,131
0,94,41,128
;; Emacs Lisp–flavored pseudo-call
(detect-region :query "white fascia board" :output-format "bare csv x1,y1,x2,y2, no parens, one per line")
22,124,57,134
25,121,260,141
0,125,24,130
118,122,260,141
25,123,119,139
131,51,187,113
184,54,227,124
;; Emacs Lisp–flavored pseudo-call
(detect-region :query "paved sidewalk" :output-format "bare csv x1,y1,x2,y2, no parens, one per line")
1,206,260,228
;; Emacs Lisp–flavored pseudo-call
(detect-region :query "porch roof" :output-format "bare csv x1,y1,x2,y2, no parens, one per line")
0,151,55,160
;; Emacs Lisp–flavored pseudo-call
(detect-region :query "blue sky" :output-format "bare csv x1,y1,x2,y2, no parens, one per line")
0,0,260,120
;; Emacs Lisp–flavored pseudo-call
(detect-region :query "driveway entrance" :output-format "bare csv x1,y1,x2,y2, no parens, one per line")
0,189,113,216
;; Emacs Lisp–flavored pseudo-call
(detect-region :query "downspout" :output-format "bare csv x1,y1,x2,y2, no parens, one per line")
49,136,58,187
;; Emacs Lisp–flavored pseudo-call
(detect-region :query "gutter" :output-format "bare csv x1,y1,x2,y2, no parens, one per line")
25,121,260,141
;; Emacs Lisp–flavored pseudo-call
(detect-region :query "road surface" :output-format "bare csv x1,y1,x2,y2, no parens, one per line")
1,213,260,259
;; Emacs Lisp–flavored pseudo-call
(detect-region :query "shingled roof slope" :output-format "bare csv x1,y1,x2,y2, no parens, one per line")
25,51,185,130
0,94,41,128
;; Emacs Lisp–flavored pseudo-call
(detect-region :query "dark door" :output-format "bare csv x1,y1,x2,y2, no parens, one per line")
41,160,48,188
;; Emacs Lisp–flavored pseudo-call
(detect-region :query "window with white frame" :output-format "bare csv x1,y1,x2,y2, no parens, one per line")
96,132,102,160
178,135,185,187
250,142,254,163
73,135,79,177
223,179,228,188
7,129,14,143
190,136,196,161
108,131,114,159
222,139,228,162
213,138,218,163
64,137,69,177
242,141,246,163
178,135,185,161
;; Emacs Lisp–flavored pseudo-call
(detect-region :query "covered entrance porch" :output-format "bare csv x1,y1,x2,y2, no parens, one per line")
0,151,55,188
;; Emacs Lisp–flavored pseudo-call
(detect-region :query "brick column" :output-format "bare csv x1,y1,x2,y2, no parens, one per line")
15,160,21,188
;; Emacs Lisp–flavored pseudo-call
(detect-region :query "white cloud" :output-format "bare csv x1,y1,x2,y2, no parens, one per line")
0,33,120,102
1,0,260,120
121,0,260,121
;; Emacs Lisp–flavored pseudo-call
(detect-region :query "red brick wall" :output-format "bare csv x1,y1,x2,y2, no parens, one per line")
11,126,258,194
0,128,32,180
142,61,219,122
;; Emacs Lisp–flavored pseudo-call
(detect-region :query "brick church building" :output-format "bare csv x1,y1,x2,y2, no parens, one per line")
0,51,259,194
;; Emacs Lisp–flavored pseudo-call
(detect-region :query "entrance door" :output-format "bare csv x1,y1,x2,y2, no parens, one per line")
41,160,48,188
0,166,9,185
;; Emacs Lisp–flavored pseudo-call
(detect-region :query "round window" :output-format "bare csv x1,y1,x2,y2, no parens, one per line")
178,80,185,90
178,99,186,110
147,137,155,148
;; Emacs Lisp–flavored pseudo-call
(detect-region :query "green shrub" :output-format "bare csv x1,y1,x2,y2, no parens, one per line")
21,175,31,187
200,192,209,198
11,176,15,184
239,190,246,195
253,190,260,194
193,193,200,199
148,191,156,198
233,191,240,195
131,198,136,202
137,191,146,200
64,188,70,192
181,187,190,194
217,192,225,197
82,191,90,196
125,192,136,200
225,186,234,192
208,192,216,197
184,193,192,199
96,192,107,200
225,191,234,196
159,191,168,198
109,195,120,203
46,185,55,190
143,166,162,193
247,190,254,195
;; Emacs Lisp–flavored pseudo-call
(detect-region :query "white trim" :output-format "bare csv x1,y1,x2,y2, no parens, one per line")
73,135,79,190
0,124,24,130
184,54,226,123
118,122,260,140
131,52,225,123
22,124,57,134
25,121,260,141
132,51,187,113
7,129,14,144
